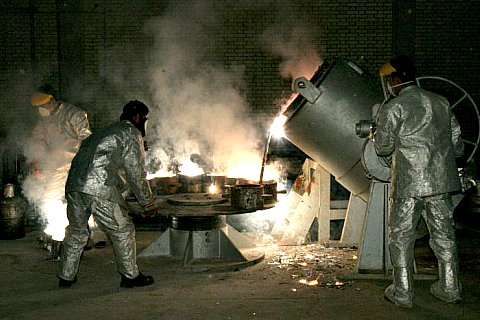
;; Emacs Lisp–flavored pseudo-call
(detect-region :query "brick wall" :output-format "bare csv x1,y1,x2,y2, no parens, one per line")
416,0,479,94
416,0,480,97
416,0,480,160
0,0,59,141
0,0,478,155
80,1,168,128
0,0,393,134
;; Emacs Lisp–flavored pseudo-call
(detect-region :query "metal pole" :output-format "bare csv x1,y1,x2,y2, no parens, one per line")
259,131,272,184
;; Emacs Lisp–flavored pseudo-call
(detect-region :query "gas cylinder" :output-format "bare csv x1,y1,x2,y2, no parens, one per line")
0,183,26,239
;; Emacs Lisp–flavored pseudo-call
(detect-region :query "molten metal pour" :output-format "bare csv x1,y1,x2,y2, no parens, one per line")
259,131,272,184
260,115,287,184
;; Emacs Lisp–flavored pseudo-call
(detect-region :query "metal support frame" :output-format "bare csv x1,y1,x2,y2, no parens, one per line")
357,180,391,274
339,194,367,245
139,222,264,272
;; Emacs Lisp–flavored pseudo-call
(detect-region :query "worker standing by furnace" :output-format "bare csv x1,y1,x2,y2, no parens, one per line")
58,100,160,288
373,56,464,307
23,84,106,258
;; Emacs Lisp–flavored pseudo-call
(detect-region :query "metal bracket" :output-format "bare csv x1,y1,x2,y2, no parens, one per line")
292,77,322,104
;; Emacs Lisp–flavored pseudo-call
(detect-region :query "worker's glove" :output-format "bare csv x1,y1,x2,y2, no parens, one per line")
458,160,477,193
143,198,162,217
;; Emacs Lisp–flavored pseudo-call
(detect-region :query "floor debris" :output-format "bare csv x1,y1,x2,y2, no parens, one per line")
261,242,358,290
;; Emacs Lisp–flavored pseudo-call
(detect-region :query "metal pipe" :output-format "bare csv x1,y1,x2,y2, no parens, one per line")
259,131,272,184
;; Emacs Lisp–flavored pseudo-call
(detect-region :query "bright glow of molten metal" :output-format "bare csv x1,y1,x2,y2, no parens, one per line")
270,115,287,139
208,184,217,194
147,171,175,180
42,200,68,241
225,160,280,182
299,278,319,286
178,157,204,176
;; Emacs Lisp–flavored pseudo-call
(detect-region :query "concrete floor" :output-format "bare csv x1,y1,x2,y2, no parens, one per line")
1,224,479,320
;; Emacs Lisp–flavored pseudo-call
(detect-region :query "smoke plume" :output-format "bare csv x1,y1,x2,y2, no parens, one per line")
145,1,262,179
144,0,323,180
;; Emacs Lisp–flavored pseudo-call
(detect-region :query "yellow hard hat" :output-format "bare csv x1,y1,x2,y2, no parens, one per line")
30,93,53,106
379,62,396,76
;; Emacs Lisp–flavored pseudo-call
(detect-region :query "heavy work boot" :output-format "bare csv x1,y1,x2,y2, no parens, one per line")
430,261,462,303
120,272,154,288
384,267,413,308
58,276,77,288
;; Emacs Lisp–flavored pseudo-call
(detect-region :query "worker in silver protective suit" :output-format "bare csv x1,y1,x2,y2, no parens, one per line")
24,85,106,254
373,56,464,307
58,100,160,289
25,85,92,241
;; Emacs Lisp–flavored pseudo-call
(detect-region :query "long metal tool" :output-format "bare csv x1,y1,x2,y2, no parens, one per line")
259,131,272,184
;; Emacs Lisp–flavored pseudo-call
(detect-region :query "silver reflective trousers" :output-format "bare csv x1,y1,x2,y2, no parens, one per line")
387,194,461,303
58,192,139,281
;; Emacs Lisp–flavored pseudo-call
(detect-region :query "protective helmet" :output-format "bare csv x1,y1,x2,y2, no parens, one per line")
31,93,52,107
30,84,57,107
30,84,58,106
379,56,416,99
388,56,416,81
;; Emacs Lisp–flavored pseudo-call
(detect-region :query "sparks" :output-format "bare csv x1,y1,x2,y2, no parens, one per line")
269,115,287,139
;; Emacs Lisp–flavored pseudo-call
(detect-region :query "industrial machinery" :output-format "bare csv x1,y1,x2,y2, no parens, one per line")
282,58,479,274
283,59,382,202
137,179,272,273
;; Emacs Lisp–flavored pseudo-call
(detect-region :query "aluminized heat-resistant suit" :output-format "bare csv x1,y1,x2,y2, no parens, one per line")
24,103,91,240
374,85,463,305
58,120,155,281
28,102,91,199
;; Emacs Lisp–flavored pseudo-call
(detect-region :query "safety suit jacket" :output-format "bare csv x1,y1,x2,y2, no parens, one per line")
65,120,154,208
374,85,463,198
28,102,91,169
24,102,91,201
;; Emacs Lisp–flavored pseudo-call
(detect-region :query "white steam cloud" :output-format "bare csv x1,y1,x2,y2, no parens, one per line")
3,0,326,240
260,19,323,115
143,0,323,181
145,1,263,180
261,26,323,81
